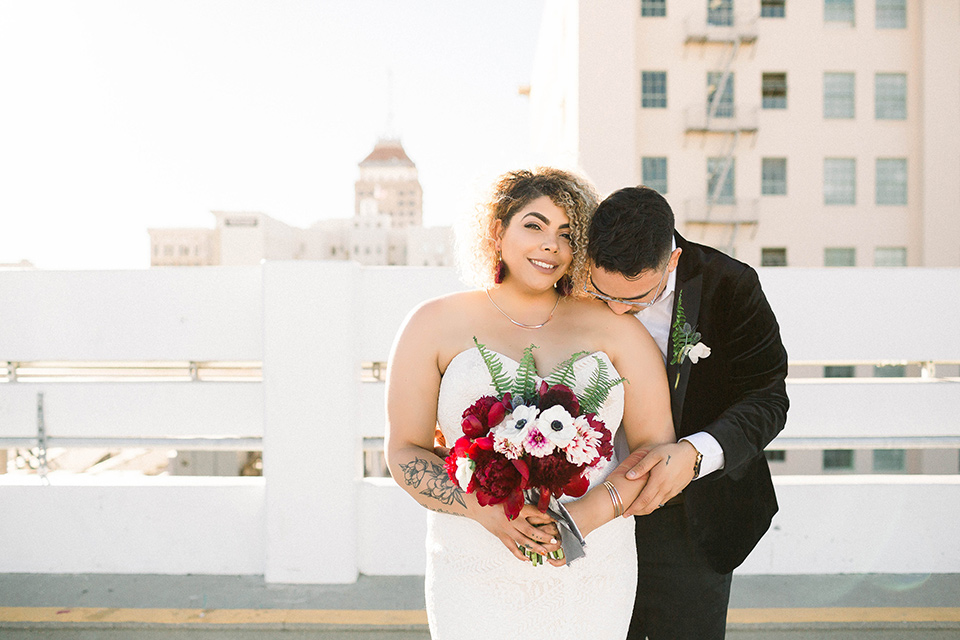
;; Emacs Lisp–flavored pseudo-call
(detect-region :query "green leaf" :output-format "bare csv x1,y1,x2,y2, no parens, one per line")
473,337,512,396
578,355,626,415
512,343,540,402
544,350,591,388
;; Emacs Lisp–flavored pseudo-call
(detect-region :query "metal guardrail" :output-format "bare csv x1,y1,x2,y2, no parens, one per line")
2,361,262,383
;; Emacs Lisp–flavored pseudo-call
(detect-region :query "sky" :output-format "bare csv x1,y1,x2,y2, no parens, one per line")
0,0,546,269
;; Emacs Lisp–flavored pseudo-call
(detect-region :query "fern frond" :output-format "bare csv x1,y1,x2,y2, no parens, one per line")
473,337,512,395
579,356,626,414
512,343,540,401
544,351,591,388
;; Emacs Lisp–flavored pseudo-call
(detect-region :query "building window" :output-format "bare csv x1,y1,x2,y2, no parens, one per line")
824,449,855,470
825,247,856,266
707,157,736,204
824,158,856,205
873,449,906,472
876,158,907,205
761,248,787,267
762,73,787,109
362,437,390,478
642,157,668,194
825,365,856,377
874,364,906,377
641,0,666,17
875,73,906,119
825,0,855,25
707,72,735,118
761,0,786,17
642,71,667,108
163,245,174,257
708,0,734,26
761,158,787,195
824,72,855,118
765,450,786,462
874,246,907,266
876,0,906,28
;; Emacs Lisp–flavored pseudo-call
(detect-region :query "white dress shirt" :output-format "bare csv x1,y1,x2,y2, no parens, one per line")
633,241,725,478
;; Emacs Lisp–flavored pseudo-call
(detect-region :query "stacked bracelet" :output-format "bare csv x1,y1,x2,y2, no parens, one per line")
602,480,624,518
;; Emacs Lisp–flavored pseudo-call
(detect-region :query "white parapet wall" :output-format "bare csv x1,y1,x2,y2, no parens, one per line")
0,263,958,580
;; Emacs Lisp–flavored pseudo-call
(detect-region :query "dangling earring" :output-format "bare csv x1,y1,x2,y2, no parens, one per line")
494,251,506,284
555,275,572,297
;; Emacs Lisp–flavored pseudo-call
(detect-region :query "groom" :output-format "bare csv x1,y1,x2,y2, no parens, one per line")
585,186,789,640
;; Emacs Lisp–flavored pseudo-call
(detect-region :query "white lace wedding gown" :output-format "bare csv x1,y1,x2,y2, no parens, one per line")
428,347,636,640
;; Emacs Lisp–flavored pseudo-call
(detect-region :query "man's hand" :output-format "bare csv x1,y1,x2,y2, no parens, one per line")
623,441,699,516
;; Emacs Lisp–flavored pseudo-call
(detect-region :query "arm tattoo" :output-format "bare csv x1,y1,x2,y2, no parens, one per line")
665,455,671,466
399,457,467,511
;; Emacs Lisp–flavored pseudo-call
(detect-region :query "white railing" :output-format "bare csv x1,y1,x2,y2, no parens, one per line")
1,264,958,581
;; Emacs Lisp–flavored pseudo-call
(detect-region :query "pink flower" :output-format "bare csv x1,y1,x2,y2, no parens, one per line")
522,425,555,458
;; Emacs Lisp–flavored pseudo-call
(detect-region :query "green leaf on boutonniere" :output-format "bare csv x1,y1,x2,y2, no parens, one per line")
668,291,710,388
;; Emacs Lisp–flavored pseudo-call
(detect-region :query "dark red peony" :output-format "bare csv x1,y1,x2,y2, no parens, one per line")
537,383,580,417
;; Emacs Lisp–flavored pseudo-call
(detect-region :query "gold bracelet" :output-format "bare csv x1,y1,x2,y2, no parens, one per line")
603,480,624,518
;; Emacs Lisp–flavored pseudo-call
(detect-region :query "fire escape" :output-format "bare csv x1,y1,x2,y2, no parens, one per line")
683,3,758,255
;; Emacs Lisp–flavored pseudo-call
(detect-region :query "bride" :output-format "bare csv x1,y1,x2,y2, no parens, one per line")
385,168,675,639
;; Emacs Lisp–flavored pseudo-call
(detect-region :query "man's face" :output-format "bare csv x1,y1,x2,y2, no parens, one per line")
587,248,682,315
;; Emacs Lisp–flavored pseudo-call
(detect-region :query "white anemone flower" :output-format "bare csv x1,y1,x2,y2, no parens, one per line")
501,404,540,445
537,404,577,448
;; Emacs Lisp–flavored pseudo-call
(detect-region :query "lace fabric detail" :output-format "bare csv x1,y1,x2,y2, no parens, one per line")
428,347,635,640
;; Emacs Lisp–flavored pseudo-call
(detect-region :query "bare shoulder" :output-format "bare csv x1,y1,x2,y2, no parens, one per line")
562,297,660,364
391,290,483,358
400,290,481,330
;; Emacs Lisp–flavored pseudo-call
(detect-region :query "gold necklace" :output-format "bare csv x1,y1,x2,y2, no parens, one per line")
485,288,561,330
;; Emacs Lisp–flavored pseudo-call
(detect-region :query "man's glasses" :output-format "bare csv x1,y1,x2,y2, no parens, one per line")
582,262,669,308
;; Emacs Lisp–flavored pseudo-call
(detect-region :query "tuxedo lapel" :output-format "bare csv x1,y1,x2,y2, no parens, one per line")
668,234,704,430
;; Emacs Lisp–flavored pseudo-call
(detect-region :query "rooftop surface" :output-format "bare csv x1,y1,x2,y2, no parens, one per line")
1,572,959,639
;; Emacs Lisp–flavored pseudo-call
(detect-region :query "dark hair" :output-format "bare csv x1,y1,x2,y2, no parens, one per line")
587,186,674,278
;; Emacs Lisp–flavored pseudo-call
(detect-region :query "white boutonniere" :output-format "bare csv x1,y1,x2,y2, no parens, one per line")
670,291,710,388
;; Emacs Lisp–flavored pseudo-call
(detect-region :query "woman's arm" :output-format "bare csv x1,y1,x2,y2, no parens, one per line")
563,314,675,538
384,301,561,561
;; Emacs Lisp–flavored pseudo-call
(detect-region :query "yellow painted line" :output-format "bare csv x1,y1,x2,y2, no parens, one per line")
0,607,428,625
3,606,960,626
728,607,960,624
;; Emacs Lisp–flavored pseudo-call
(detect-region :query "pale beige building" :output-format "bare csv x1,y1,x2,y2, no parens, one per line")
148,138,453,267
355,137,424,229
530,0,960,267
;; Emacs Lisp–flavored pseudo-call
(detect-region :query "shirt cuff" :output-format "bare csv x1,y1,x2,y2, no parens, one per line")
680,432,725,478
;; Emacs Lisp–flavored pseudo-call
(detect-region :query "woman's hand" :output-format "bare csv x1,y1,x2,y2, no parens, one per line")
468,502,562,563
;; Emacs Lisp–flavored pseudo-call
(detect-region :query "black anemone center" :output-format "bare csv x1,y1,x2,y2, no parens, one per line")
515,419,527,429
551,420,564,432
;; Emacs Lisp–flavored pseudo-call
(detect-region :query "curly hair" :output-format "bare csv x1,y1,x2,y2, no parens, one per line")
458,167,599,295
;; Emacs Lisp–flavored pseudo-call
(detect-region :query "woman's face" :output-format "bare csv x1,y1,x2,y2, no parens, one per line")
495,195,573,290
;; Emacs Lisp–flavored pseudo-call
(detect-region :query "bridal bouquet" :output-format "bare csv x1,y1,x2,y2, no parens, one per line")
444,339,624,526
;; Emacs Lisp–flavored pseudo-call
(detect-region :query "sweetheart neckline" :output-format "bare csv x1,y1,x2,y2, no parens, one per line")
442,346,611,379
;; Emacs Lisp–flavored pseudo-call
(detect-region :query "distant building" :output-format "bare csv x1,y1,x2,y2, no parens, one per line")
0,260,36,270
149,138,453,267
530,1,960,267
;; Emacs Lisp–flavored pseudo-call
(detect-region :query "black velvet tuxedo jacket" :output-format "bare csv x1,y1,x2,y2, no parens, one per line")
665,233,789,574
